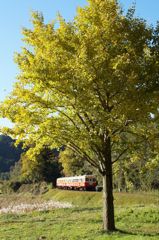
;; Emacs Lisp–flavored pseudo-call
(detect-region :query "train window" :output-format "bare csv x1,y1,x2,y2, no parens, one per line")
93,178,96,182
86,178,92,182
73,179,78,182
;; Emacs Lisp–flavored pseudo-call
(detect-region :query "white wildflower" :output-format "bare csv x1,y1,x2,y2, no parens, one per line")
0,200,73,214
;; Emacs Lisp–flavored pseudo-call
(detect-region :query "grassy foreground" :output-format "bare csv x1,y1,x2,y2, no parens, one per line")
0,189,158,240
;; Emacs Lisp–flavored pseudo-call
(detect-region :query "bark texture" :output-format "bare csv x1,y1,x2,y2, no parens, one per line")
102,137,115,231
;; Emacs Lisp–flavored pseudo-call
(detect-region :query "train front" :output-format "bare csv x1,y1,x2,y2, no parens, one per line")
84,175,97,191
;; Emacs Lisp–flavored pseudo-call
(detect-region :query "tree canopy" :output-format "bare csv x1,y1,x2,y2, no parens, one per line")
1,0,159,231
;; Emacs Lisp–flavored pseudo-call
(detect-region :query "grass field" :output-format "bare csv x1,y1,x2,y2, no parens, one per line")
0,189,158,240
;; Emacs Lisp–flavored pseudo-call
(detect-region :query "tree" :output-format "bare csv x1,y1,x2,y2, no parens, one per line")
59,148,93,176
0,0,159,232
10,160,22,182
123,123,159,191
19,147,62,185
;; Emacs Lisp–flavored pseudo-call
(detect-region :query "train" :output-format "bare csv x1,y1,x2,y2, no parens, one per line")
56,175,97,191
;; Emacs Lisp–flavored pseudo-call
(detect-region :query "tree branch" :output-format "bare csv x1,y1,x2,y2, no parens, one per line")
112,148,128,164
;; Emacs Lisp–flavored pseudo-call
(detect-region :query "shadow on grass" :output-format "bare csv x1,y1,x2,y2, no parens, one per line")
71,207,101,213
111,228,159,237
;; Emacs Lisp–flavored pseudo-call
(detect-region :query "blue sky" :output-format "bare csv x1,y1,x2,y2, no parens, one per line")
0,0,159,127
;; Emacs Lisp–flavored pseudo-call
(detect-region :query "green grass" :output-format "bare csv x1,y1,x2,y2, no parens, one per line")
0,189,158,240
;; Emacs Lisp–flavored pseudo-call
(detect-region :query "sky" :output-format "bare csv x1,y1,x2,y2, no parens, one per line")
0,0,159,127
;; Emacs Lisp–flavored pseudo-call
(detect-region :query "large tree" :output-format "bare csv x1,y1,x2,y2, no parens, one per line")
1,0,159,231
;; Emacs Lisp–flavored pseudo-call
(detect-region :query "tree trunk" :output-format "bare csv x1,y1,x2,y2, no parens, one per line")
103,174,115,231
102,137,115,231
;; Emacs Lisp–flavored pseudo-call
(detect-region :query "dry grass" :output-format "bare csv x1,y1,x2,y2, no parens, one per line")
0,192,73,214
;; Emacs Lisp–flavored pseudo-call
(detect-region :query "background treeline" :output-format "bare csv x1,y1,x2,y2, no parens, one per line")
0,135,23,179
0,134,159,191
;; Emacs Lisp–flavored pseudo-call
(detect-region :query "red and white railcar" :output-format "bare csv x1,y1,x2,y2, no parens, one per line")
56,175,97,191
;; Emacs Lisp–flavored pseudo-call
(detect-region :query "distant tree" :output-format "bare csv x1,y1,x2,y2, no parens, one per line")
10,160,22,182
59,148,93,176
1,0,159,231
124,125,159,190
20,147,62,185
113,122,159,191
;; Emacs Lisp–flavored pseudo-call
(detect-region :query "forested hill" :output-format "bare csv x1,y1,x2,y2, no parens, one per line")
0,135,23,173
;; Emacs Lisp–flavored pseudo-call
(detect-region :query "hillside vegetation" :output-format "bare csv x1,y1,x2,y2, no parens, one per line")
0,135,23,177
